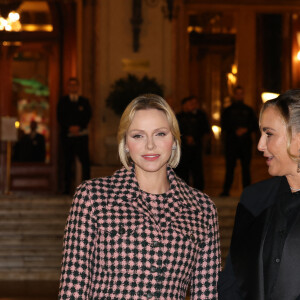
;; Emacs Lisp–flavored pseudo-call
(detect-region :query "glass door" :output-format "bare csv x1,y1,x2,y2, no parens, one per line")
12,45,50,164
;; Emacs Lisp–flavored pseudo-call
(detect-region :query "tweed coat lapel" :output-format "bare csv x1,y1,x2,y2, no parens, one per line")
105,165,209,244
106,165,185,228
106,166,154,223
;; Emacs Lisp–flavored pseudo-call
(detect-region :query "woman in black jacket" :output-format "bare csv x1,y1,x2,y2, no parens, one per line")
218,89,300,300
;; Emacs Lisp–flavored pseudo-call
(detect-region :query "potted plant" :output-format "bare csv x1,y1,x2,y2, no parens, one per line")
106,73,164,115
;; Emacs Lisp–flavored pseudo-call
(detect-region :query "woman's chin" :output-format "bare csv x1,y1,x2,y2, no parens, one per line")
267,167,279,177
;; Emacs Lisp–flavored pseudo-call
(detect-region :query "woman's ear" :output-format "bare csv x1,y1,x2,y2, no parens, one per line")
297,132,300,149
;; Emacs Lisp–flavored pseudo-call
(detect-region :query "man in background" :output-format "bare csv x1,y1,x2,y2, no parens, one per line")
13,120,46,162
176,96,211,191
220,85,258,196
57,77,92,194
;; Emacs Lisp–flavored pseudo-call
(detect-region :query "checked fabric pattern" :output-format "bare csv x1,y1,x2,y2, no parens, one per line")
59,166,221,299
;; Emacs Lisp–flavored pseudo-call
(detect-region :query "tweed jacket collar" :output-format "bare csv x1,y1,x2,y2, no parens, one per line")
105,165,200,227
107,164,183,202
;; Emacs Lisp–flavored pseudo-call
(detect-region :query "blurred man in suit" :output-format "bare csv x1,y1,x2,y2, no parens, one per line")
57,77,92,194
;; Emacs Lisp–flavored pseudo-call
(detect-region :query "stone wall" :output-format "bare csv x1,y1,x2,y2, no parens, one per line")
81,0,174,166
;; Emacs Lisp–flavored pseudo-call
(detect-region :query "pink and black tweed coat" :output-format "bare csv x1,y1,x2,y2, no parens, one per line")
59,166,221,299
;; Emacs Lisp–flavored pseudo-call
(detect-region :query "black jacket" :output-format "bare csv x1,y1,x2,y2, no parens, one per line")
176,109,210,149
221,101,258,147
57,95,92,138
218,176,300,300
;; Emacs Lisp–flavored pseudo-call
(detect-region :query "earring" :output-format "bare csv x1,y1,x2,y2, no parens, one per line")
298,150,300,173
125,148,129,153
172,145,176,150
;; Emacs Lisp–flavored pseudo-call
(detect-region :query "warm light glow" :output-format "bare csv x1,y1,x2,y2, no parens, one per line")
2,41,22,46
15,121,20,129
187,26,202,33
0,11,21,31
22,24,53,32
8,11,20,22
297,50,300,61
227,73,237,85
0,11,53,32
212,125,221,140
261,92,279,103
5,24,12,31
0,17,7,30
231,64,237,74
212,112,220,121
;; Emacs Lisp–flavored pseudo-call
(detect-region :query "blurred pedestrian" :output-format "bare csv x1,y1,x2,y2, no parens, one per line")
176,96,210,191
13,120,46,162
57,77,92,194
220,86,258,196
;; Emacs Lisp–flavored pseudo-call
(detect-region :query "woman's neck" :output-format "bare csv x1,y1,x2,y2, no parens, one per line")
286,174,300,193
135,169,170,194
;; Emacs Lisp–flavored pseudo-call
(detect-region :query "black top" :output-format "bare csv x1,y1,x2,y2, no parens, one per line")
263,177,300,299
218,176,300,300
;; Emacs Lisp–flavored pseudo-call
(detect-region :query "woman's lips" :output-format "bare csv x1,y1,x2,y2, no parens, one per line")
142,154,160,161
265,156,273,165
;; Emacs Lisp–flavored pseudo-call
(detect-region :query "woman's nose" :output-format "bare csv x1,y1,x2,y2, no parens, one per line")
257,135,265,152
146,137,155,150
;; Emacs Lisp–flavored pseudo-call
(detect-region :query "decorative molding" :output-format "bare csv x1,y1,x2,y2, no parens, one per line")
162,0,179,21
131,0,143,52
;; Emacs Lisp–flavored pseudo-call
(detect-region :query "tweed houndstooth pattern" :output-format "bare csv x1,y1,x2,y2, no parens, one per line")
59,166,221,299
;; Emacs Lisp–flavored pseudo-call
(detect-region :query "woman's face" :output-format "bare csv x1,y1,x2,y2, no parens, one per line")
257,106,299,178
126,109,175,178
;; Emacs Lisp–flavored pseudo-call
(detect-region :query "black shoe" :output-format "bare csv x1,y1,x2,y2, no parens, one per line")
219,192,229,197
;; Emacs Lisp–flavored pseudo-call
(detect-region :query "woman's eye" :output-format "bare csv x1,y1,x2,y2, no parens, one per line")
266,131,272,137
132,134,143,139
156,132,166,136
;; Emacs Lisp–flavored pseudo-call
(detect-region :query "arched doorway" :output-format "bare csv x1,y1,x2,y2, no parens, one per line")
0,0,77,193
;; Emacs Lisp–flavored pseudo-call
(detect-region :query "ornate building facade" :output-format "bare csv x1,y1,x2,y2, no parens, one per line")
1,0,300,193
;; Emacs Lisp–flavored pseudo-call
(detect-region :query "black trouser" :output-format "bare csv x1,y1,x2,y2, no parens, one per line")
222,141,252,194
176,146,205,191
63,135,90,193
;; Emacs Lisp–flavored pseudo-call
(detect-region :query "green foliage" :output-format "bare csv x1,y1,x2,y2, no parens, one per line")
106,74,164,115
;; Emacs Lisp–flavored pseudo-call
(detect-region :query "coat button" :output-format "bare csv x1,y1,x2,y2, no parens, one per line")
147,292,153,298
150,266,157,272
190,234,196,242
118,227,126,234
152,241,159,247
275,258,280,263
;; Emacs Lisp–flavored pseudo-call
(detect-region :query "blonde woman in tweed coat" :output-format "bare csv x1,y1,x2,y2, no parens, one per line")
59,94,221,299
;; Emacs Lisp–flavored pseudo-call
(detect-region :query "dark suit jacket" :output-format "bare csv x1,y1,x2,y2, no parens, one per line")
218,176,300,300
57,95,92,138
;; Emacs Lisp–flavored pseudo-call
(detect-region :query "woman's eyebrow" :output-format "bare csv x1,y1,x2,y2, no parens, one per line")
261,127,275,132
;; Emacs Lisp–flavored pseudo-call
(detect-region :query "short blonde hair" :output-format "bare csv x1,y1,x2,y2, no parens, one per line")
260,89,300,162
117,94,181,170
